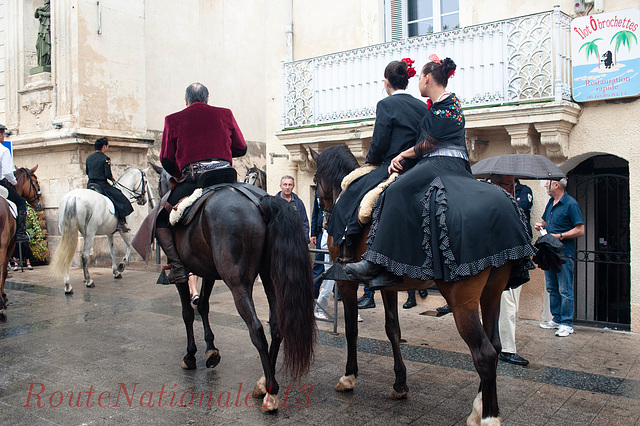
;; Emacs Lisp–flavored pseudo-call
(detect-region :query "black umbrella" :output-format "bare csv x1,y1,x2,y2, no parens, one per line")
471,154,566,180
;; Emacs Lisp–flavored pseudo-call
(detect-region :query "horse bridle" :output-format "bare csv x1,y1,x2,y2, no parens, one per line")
17,168,42,206
313,172,336,214
114,168,147,204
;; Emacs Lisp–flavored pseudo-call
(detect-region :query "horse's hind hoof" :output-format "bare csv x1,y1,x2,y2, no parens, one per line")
260,394,279,413
85,280,94,288
205,349,220,368
390,389,408,399
335,374,356,392
181,359,197,370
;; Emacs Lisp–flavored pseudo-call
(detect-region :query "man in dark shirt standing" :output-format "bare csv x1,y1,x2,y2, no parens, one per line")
86,137,133,232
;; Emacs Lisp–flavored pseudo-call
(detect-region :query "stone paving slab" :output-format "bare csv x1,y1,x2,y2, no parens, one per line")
1,263,639,425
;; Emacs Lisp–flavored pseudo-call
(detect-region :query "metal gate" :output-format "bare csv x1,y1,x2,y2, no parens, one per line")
571,171,630,329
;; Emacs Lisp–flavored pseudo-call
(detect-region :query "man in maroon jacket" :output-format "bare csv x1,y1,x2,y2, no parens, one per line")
156,82,247,285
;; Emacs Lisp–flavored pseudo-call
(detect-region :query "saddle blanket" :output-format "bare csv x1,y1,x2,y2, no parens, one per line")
0,186,18,218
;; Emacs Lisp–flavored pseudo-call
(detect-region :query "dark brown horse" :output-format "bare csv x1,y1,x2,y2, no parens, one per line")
0,166,44,322
312,145,512,425
155,170,315,412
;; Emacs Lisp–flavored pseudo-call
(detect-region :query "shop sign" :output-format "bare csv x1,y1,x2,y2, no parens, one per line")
571,8,639,102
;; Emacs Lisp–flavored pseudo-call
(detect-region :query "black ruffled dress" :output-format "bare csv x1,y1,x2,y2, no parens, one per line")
362,94,536,283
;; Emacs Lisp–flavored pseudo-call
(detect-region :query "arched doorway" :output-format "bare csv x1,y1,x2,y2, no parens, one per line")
567,154,630,329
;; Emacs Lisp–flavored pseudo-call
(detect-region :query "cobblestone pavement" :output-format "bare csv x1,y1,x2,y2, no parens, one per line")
1,263,639,425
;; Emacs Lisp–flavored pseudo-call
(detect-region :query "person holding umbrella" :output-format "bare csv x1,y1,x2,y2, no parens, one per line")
491,174,531,366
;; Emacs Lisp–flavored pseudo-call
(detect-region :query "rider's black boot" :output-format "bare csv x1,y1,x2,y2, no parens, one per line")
343,259,384,281
15,209,30,243
116,217,130,233
155,227,188,285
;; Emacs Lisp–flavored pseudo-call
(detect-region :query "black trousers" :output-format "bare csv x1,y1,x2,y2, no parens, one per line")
0,180,26,212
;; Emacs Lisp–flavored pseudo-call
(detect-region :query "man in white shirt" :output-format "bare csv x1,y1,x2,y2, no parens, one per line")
0,124,29,242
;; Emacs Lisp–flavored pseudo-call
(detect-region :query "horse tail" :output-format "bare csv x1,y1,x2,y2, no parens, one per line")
260,195,315,380
50,196,79,278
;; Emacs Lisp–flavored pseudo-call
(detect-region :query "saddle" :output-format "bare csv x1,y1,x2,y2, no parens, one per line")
87,183,116,215
339,165,399,226
131,168,264,264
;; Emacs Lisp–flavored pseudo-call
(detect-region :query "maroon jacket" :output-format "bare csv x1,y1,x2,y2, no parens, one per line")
160,102,247,178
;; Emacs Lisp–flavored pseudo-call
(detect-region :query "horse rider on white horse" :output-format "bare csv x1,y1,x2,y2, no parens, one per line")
86,137,134,232
0,123,29,242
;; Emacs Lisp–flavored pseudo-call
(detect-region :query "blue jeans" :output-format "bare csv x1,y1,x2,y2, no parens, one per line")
544,256,575,326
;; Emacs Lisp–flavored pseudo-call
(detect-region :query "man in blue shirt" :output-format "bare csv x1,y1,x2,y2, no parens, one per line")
535,178,584,337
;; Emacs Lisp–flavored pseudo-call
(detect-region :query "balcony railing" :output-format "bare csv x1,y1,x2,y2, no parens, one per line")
282,8,572,129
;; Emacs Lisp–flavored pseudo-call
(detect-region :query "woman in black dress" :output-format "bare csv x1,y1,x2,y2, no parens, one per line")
345,57,535,289
327,58,427,249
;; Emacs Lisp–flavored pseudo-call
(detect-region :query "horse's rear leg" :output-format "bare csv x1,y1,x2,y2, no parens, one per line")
176,280,197,369
197,278,220,369
81,233,96,288
254,271,281,397
380,289,408,399
437,269,501,425
228,280,279,412
335,280,359,392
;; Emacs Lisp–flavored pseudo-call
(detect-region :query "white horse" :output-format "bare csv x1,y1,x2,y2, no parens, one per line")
50,167,150,294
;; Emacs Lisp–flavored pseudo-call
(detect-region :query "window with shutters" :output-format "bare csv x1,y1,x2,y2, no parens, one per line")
385,0,459,41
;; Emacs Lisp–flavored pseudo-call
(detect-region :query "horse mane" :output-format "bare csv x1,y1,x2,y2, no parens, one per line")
316,145,360,195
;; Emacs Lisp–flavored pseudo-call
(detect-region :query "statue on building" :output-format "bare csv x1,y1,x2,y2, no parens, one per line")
33,0,51,72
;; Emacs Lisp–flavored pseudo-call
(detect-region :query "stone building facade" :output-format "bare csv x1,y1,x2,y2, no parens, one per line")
1,0,638,331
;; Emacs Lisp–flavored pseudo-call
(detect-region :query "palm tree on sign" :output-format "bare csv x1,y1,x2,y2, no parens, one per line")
610,30,638,65
579,38,603,68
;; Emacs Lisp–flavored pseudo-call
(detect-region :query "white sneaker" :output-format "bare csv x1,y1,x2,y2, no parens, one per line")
555,325,574,337
539,320,560,329
314,310,328,320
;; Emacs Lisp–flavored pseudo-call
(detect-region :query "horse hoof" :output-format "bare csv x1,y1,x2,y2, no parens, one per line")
260,393,279,413
205,349,220,368
0,311,6,323
254,375,267,396
389,389,408,400
335,374,356,392
64,286,73,295
466,392,482,426
117,263,125,273
114,273,122,279
85,280,94,288
181,360,197,370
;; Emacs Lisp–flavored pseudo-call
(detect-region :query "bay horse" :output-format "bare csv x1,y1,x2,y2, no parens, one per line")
154,167,315,412
50,167,150,294
243,165,267,191
311,145,513,425
0,165,44,322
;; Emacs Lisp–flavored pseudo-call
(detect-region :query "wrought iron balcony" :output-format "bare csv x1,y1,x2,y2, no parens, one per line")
282,7,572,130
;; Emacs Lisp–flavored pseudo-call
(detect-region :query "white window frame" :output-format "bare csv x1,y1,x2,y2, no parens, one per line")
385,0,459,41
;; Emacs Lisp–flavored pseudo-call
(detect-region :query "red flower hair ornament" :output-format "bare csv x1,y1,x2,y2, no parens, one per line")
428,54,455,79
401,57,417,79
